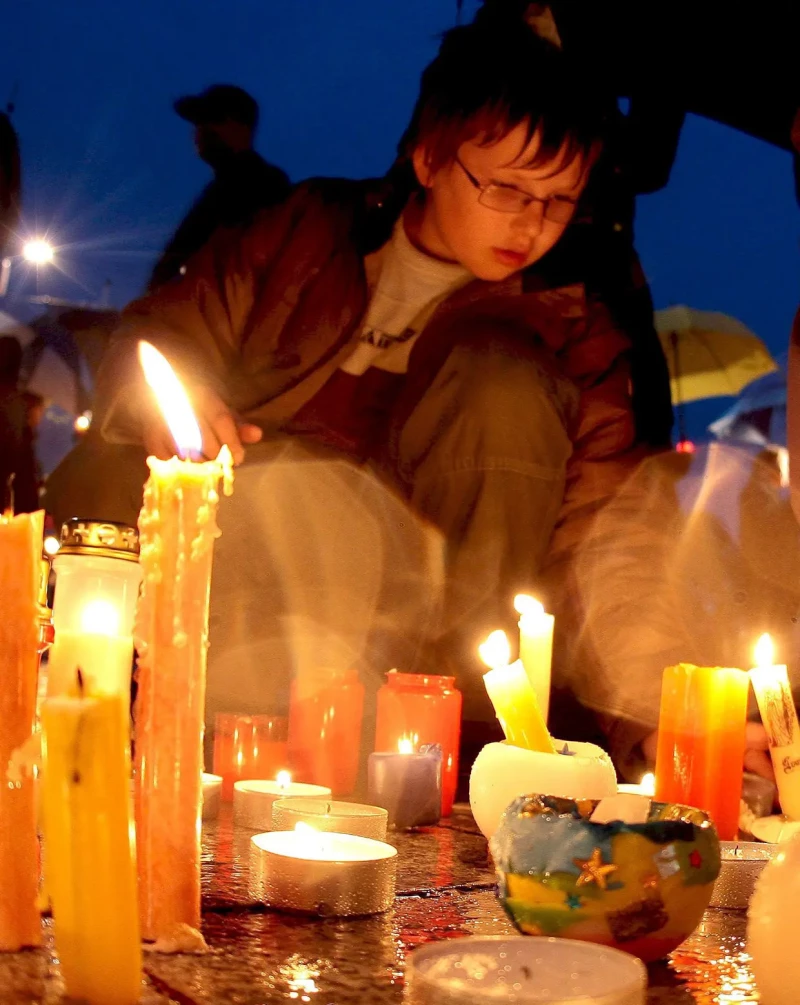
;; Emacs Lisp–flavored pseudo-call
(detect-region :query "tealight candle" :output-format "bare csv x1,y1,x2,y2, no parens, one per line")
233,772,331,830
271,797,388,841
405,936,646,1005
514,594,554,721
249,824,397,916
618,772,656,796
201,773,223,821
469,739,617,842
710,841,778,909
749,634,800,820
479,630,554,753
367,739,442,829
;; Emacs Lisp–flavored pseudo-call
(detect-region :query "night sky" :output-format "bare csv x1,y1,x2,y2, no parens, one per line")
3,0,798,439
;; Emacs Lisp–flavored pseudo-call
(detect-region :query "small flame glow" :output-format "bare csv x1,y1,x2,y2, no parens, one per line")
398,738,414,755
138,341,203,459
754,633,774,669
478,629,510,671
276,770,291,789
514,594,544,618
43,535,60,556
294,821,316,836
640,772,656,796
74,411,91,433
79,598,121,636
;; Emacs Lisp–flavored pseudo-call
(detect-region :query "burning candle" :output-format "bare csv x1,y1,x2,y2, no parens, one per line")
133,341,233,941
479,630,554,753
367,738,442,829
749,634,800,821
406,936,647,1005
514,594,554,721
41,676,141,1004
233,772,332,830
654,663,749,840
272,797,388,840
618,772,656,796
249,823,397,916
0,508,43,950
46,520,141,698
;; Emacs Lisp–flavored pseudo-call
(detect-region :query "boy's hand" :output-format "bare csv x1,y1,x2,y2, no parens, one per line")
142,384,262,465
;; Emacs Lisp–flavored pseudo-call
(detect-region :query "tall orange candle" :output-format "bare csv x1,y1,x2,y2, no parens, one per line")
134,342,233,941
654,663,749,840
0,508,43,950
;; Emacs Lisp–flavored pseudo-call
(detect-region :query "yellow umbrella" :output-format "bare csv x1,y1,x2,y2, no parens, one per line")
655,305,778,405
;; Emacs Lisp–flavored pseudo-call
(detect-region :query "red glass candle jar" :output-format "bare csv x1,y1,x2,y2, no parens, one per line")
212,713,289,801
287,668,364,796
374,672,462,816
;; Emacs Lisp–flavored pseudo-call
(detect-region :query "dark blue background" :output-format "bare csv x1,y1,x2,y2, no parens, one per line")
3,0,798,439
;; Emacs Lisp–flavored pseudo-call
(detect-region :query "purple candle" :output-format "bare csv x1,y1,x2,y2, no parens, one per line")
367,742,442,829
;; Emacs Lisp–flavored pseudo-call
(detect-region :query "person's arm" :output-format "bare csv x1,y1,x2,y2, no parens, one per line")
96,191,307,460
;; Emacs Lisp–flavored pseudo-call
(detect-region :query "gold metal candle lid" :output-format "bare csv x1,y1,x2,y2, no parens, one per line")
58,519,140,561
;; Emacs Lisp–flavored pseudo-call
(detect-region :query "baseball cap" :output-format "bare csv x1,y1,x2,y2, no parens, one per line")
174,84,258,128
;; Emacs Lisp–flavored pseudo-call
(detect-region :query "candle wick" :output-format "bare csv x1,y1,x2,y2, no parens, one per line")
2,472,14,518
326,803,331,815
76,667,85,696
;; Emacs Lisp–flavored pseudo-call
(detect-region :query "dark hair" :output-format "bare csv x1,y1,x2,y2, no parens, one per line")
0,335,22,383
399,9,605,174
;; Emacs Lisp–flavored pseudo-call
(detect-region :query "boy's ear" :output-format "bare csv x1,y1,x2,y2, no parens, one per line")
411,145,434,188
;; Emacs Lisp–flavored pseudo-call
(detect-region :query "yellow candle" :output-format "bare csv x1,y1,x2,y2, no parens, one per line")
41,687,141,1003
514,594,554,721
134,341,232,941
479,630,555,753
750,634,800,820
0,508,43,950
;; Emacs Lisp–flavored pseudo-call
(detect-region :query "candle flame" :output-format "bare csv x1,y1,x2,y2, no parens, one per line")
79,598,121,636
640,772,655,796
514,594,544,618
138,341,203,459
754,633,774,669
276,770,291,789
294,821,316,835
478,629,510,671
398,738,414,754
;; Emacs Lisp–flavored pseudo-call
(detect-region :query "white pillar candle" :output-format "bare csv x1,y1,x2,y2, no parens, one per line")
710,841,777,909
749,634,800,820
233,773,331,830
514,594,555,721
748,833,800,1005
272,797,388,841
469,740,617,842
406,936,646,1005
249,826,397,916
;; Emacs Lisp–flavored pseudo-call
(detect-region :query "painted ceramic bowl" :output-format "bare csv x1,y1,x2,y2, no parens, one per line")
491,795,721,963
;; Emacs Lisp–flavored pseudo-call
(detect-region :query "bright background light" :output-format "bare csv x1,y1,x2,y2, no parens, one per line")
22,239,55,265
43,536,60,557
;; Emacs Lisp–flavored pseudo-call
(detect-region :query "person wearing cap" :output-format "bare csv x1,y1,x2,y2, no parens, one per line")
148,83,291,291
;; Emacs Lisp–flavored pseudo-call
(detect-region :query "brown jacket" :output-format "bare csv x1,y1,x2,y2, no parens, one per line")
98,178,663,746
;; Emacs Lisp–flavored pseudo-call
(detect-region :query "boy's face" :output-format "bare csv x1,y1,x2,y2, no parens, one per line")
411,122,589,280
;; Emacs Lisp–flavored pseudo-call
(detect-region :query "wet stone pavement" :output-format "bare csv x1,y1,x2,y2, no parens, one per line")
0,806,759,1003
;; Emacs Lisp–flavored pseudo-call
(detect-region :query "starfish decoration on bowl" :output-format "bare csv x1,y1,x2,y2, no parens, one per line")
573,847,618,890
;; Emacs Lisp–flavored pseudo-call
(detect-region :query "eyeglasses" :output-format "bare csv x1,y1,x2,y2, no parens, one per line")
455,155,578,224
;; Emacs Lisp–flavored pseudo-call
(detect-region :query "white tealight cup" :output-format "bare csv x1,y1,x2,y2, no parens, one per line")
710,841,778,909
469,740,617,842
250,828,397,916
233,778,332,830
748,833,800,1005
201,772,223,821
405,936,646,1004
272,797,388,841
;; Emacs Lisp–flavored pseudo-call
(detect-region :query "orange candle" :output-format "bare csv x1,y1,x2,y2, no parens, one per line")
212,713,289,801
287,668,364,796
134,342,233,941
0,508,43,950
654,663,749,840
